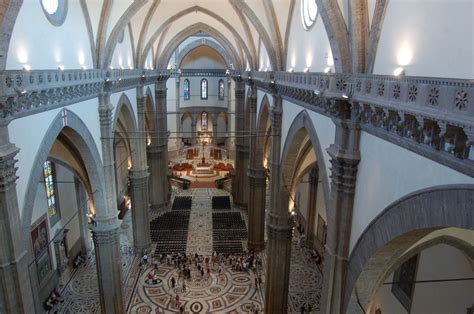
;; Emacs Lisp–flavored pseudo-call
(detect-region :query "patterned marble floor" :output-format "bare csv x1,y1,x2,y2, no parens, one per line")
55,187,322,313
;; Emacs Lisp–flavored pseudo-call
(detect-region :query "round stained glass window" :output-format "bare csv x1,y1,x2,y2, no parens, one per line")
42,0,59,14
40,0,68,26
301,0,318,30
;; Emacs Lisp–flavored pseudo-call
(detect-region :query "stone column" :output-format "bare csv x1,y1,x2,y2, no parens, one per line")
0,124,35,313
148,80,170,210
191,121,197,145
129,87,151,251
74,177,92,253
226,78,232,152
175,76,182,152
232,80,249,207
306,167,319,249
247,85,266,251
264,99,293,312
96,91,125,313
321,100,360,314
212,118,218,145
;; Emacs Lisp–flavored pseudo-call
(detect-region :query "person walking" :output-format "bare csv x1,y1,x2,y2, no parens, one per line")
171,277,176,288
182,282,186,293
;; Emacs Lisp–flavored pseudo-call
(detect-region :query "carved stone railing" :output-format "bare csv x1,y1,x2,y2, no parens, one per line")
0,69,170,122
231,70,474,177
172,69,228,77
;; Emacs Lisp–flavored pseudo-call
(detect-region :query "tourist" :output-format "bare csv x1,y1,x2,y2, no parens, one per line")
182,282,186,293
171,276,176,288
175,294,180,308
179,305,185,313
142,253,148,266
307,304,313,313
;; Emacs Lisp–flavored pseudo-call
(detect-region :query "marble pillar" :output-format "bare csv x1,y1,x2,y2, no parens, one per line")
247,85,266,251
148,80,170,210
321,100,360,314
0,125,35,313
129,89,151,251
264,100,293,312
232,80,248,207
96,92,125,313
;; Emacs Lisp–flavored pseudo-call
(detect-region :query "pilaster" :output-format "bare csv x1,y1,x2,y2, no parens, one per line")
306,166,319,249
0,125,35,313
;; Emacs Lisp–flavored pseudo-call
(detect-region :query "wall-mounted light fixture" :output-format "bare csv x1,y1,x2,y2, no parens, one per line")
393,67,405,76
303,67,310,73
288,68,294,73
81,65,87,70
324,66,332,74
22,64,31,71
314,89,321,96
109,65,114,70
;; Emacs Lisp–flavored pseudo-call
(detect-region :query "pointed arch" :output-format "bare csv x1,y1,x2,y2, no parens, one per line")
21,110,105,247
280,110,331,212
155,22,244,69
345,184,474,313
176,39,234,68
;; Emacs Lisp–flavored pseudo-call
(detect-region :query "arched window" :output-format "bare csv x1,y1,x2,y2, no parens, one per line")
183,79,190,100
301,0,318,31
218,79,225,100
43,160,60,223
201,79,208,100
41,0,68,26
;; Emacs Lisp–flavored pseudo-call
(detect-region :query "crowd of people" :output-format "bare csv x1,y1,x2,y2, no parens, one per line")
140,249,265,313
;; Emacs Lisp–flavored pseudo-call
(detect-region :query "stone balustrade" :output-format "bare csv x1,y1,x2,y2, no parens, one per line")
232,70,474,176
0,69,169,121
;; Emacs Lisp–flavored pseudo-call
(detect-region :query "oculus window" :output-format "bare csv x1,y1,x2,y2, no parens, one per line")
41,0,68,26
201,79,208,100
184,79,190,100
301,0,318,30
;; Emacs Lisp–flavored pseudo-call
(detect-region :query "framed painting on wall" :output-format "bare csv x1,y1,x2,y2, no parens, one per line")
31,214,52,284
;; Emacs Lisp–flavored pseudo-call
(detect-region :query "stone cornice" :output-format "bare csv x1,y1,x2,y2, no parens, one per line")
232,70,474,177
0,69,170,122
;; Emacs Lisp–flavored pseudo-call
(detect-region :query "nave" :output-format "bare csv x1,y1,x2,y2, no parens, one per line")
50,188,322,313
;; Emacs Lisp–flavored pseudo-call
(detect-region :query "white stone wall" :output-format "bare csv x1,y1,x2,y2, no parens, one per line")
373,0,473,79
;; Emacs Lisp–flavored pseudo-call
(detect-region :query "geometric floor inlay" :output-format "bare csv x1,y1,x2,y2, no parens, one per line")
128,263,263,313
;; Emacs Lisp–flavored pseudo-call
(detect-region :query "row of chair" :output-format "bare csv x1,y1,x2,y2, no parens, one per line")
172,196,193,210
212,196,231,210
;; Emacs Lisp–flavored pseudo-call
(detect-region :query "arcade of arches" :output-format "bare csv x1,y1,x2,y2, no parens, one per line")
0,1,473,313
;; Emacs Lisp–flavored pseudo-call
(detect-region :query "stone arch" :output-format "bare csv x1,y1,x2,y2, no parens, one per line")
141,7,254,68
0,0,23,70
344,184,474,313
156,23,244,69
102,0,149,67
280,110,331,213
113,93,139,198
314,0,351,72
176,39,234,68
21,109,106,248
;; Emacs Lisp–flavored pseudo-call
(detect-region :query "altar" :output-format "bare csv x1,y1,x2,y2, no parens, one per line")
195,165,213,174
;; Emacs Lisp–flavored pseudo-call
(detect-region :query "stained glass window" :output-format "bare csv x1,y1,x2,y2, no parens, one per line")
201,79,208,100
43,160,58,218
301,0,318,30
218,79,225,100
184,79,190,100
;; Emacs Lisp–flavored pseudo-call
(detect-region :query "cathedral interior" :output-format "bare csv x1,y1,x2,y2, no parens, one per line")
0,0,473,313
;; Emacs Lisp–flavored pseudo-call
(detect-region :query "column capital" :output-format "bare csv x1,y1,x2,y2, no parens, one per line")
327,144,360,194
136,95,146,113
98,103,114,128
0,143,19,191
